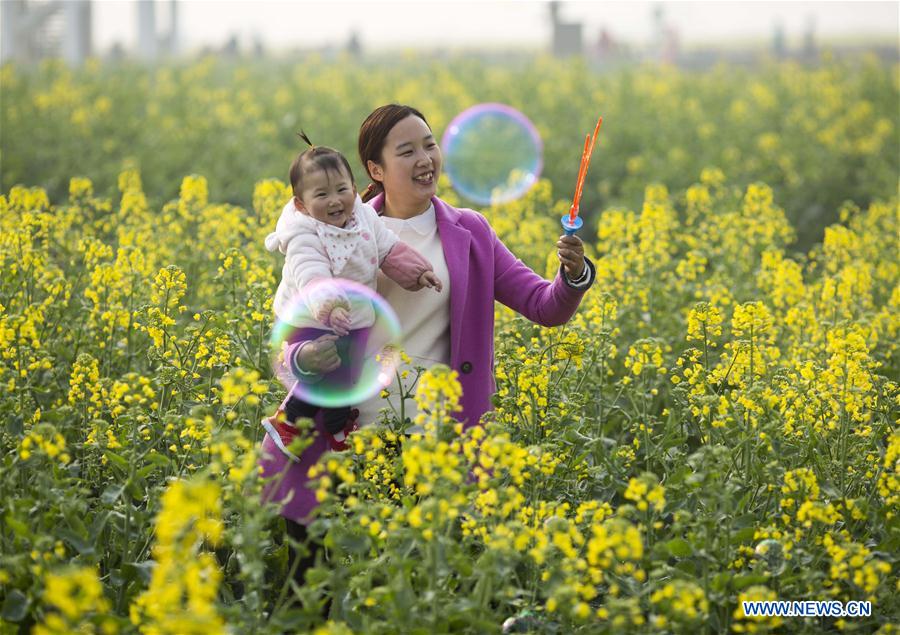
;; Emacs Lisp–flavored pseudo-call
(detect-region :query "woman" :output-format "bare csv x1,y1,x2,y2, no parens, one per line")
260,104,595,584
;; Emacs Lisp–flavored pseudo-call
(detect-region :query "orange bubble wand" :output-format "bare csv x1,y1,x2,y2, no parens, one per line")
562,116,603,235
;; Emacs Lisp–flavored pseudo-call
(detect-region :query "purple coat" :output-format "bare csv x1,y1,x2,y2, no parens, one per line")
259,194,593,523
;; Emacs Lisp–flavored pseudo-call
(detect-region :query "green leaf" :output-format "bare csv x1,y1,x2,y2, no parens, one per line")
144,452,172,467
122,560,156,584
563,428,591,444
126,479,144,502
711,571,732,593
732,573,768,591
136,464,158,480
5,514,30,538
666,538,692,557
101,484,125,504
65,508,89,537
732,526,756,544
105,451,129,472
651,541,671,559
333,531,369,556
7,415,24,437
58,529,94,556
90,511,112,540
1,589,29,622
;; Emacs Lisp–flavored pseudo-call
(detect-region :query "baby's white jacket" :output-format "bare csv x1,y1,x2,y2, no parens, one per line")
265,195,430,329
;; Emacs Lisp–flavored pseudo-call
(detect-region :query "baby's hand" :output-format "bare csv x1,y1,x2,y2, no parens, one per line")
418,271,443,292
329,306,351,336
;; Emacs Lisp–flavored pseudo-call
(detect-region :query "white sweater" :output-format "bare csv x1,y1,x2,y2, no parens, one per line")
356,204,451,428
265,196,398,329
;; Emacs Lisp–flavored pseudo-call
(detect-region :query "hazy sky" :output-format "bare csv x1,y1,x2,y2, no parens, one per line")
91,0,898,52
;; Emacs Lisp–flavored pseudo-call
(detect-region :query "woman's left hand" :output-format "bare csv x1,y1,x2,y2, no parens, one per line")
557,234,585,279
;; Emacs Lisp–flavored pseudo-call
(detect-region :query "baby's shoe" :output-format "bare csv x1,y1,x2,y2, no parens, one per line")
326,408,360,452
261,411,302,462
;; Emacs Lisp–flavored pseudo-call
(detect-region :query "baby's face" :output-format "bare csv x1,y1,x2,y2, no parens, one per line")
295,167,356,228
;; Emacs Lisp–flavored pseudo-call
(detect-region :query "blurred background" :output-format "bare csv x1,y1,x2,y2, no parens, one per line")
1,0,898,249
3,1,898,63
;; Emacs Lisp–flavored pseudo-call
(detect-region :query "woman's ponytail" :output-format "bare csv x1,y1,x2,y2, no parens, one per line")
361,182,383,203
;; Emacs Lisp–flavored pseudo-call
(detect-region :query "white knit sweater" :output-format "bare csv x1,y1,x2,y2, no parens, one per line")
265,196,398,329
356,204,451,428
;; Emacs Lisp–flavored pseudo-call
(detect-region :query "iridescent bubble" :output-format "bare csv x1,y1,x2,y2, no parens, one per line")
270,279,401,409
441,103,543,206
754,539,786,575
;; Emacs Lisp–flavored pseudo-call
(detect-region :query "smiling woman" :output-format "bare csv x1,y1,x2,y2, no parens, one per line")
259,103,597,527
258,104,598,602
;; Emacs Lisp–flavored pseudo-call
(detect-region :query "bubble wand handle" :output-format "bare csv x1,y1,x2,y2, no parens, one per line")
561,214,583,236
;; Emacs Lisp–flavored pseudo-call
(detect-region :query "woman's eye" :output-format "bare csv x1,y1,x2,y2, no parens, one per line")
401,151,413,157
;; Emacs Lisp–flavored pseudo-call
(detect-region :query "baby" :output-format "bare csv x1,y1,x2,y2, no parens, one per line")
263,134,441,457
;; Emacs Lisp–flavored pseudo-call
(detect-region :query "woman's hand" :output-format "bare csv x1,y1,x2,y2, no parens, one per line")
295,334,341,374
418,271,443,292
557,234,585,279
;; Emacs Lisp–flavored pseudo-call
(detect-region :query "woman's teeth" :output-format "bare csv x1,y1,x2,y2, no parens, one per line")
414,172,434,184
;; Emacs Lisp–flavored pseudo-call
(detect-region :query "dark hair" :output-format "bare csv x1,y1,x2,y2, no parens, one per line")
358,104,430,203
289,132,355,199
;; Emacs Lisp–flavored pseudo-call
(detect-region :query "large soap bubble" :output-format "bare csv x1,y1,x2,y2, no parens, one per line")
270,279,401,409
754,539,786,575
441,103,543,206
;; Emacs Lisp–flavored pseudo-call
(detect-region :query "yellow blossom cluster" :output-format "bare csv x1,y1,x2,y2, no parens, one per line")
33,566,116,635
624,338,667,377
823,533,892,599
623,474,666,513
650,579,709,626
19,423,70,464
130,477,225,634
217,366,268,409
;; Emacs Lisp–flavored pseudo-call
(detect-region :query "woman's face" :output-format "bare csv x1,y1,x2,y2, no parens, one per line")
368,115,442,215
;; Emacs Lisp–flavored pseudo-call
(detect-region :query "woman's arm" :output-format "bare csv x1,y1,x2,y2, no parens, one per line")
491,225,595,327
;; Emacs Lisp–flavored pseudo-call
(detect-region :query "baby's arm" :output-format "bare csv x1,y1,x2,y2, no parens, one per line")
362,204,441,292
285,236,350,330
381,242,442,292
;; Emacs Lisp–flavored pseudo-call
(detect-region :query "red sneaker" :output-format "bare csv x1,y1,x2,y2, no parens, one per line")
261,412,302,462
327,409,360,452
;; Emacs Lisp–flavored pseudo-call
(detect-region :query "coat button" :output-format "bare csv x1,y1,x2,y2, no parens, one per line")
461,361,473,374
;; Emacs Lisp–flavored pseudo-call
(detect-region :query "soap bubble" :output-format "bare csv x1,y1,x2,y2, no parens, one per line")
754,539,786,575
441,103,543,206
270,279,401,409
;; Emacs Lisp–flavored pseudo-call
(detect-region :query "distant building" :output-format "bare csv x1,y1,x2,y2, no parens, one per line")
650,4,680,64
0,0,180,66
1,0,92,65
346,31,362,58
549,1,583,57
